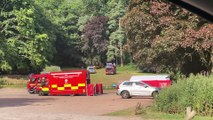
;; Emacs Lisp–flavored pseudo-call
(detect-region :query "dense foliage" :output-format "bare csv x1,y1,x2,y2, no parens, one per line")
121,0,213,76
155,75,213,116
35,0,82,67
0,0,55,73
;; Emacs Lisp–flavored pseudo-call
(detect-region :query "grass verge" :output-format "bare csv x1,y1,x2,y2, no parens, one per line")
105,106,213,120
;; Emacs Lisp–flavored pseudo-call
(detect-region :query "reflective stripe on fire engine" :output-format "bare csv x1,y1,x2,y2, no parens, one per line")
57,87,65,91
78,83,85,87
42,88,49,91
64,84,71,87
52,84,57,88
71,86,78,90
48,83,85,91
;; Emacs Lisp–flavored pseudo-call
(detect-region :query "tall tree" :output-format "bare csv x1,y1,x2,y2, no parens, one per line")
106,0,129,66
81,16,109,66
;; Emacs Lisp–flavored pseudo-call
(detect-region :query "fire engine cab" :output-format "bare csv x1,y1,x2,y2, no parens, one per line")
27,73,48,94
27,70,91,96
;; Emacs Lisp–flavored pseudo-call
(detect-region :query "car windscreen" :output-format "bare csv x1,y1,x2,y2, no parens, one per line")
123,82,133,86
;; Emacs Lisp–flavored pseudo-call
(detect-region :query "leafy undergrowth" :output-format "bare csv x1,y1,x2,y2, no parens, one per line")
42,65,61,73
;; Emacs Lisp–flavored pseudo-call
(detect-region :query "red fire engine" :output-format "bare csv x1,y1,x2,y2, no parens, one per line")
27,70,92,96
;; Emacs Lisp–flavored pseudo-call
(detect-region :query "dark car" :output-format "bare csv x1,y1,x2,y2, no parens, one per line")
105,63,116,75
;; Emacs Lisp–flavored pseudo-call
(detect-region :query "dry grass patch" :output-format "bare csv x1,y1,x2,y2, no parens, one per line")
0,75,28,88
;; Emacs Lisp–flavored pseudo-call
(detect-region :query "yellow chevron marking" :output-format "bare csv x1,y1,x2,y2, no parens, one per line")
52,84,57,88
78,83,85,87
57,87,65,91
71,86,78,90
42,88,49,91
64,84,71,87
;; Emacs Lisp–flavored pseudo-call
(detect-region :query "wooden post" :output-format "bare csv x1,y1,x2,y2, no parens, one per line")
185,107,196,120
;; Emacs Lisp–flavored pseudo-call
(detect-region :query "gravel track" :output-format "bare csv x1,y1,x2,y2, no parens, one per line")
0,88,153,120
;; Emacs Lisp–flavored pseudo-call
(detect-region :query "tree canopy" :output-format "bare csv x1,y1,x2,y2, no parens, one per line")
0,0,55,73
121,0,213,76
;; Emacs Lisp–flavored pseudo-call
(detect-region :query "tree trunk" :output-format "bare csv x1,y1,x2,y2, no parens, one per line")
120,45,124,67
211,48,213,73
130,52,133,64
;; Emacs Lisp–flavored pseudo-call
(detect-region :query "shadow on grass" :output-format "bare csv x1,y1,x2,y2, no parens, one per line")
130,96,154,99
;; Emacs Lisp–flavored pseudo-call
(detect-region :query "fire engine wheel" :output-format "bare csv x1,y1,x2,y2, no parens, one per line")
29,90,34,94
39,91,44,96
121,91,131,99
152,91,158,98
33,89,38,94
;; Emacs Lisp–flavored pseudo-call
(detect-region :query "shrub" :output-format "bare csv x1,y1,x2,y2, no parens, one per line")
41,65,61,73
0,78,8,88
135,102,146,115
155,74,213,116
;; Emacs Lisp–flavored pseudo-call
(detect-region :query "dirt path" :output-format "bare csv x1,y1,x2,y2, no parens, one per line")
0,88,153,120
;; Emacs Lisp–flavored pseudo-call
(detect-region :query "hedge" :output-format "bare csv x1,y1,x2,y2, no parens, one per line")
155,74,213,116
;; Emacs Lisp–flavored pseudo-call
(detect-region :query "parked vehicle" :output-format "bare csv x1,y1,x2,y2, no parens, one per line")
27,70,91,96
116,81,159,99
105,63,116,75
129,75,171,89
87,66,96,74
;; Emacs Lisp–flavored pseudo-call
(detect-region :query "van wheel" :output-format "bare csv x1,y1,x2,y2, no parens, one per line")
121,91,130,99
152,91,158,98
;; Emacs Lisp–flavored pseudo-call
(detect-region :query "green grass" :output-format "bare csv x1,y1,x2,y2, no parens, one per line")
106,106,213,120
90,67,155,89
116,64,138,72
106,108,134,116
90,64,158,89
